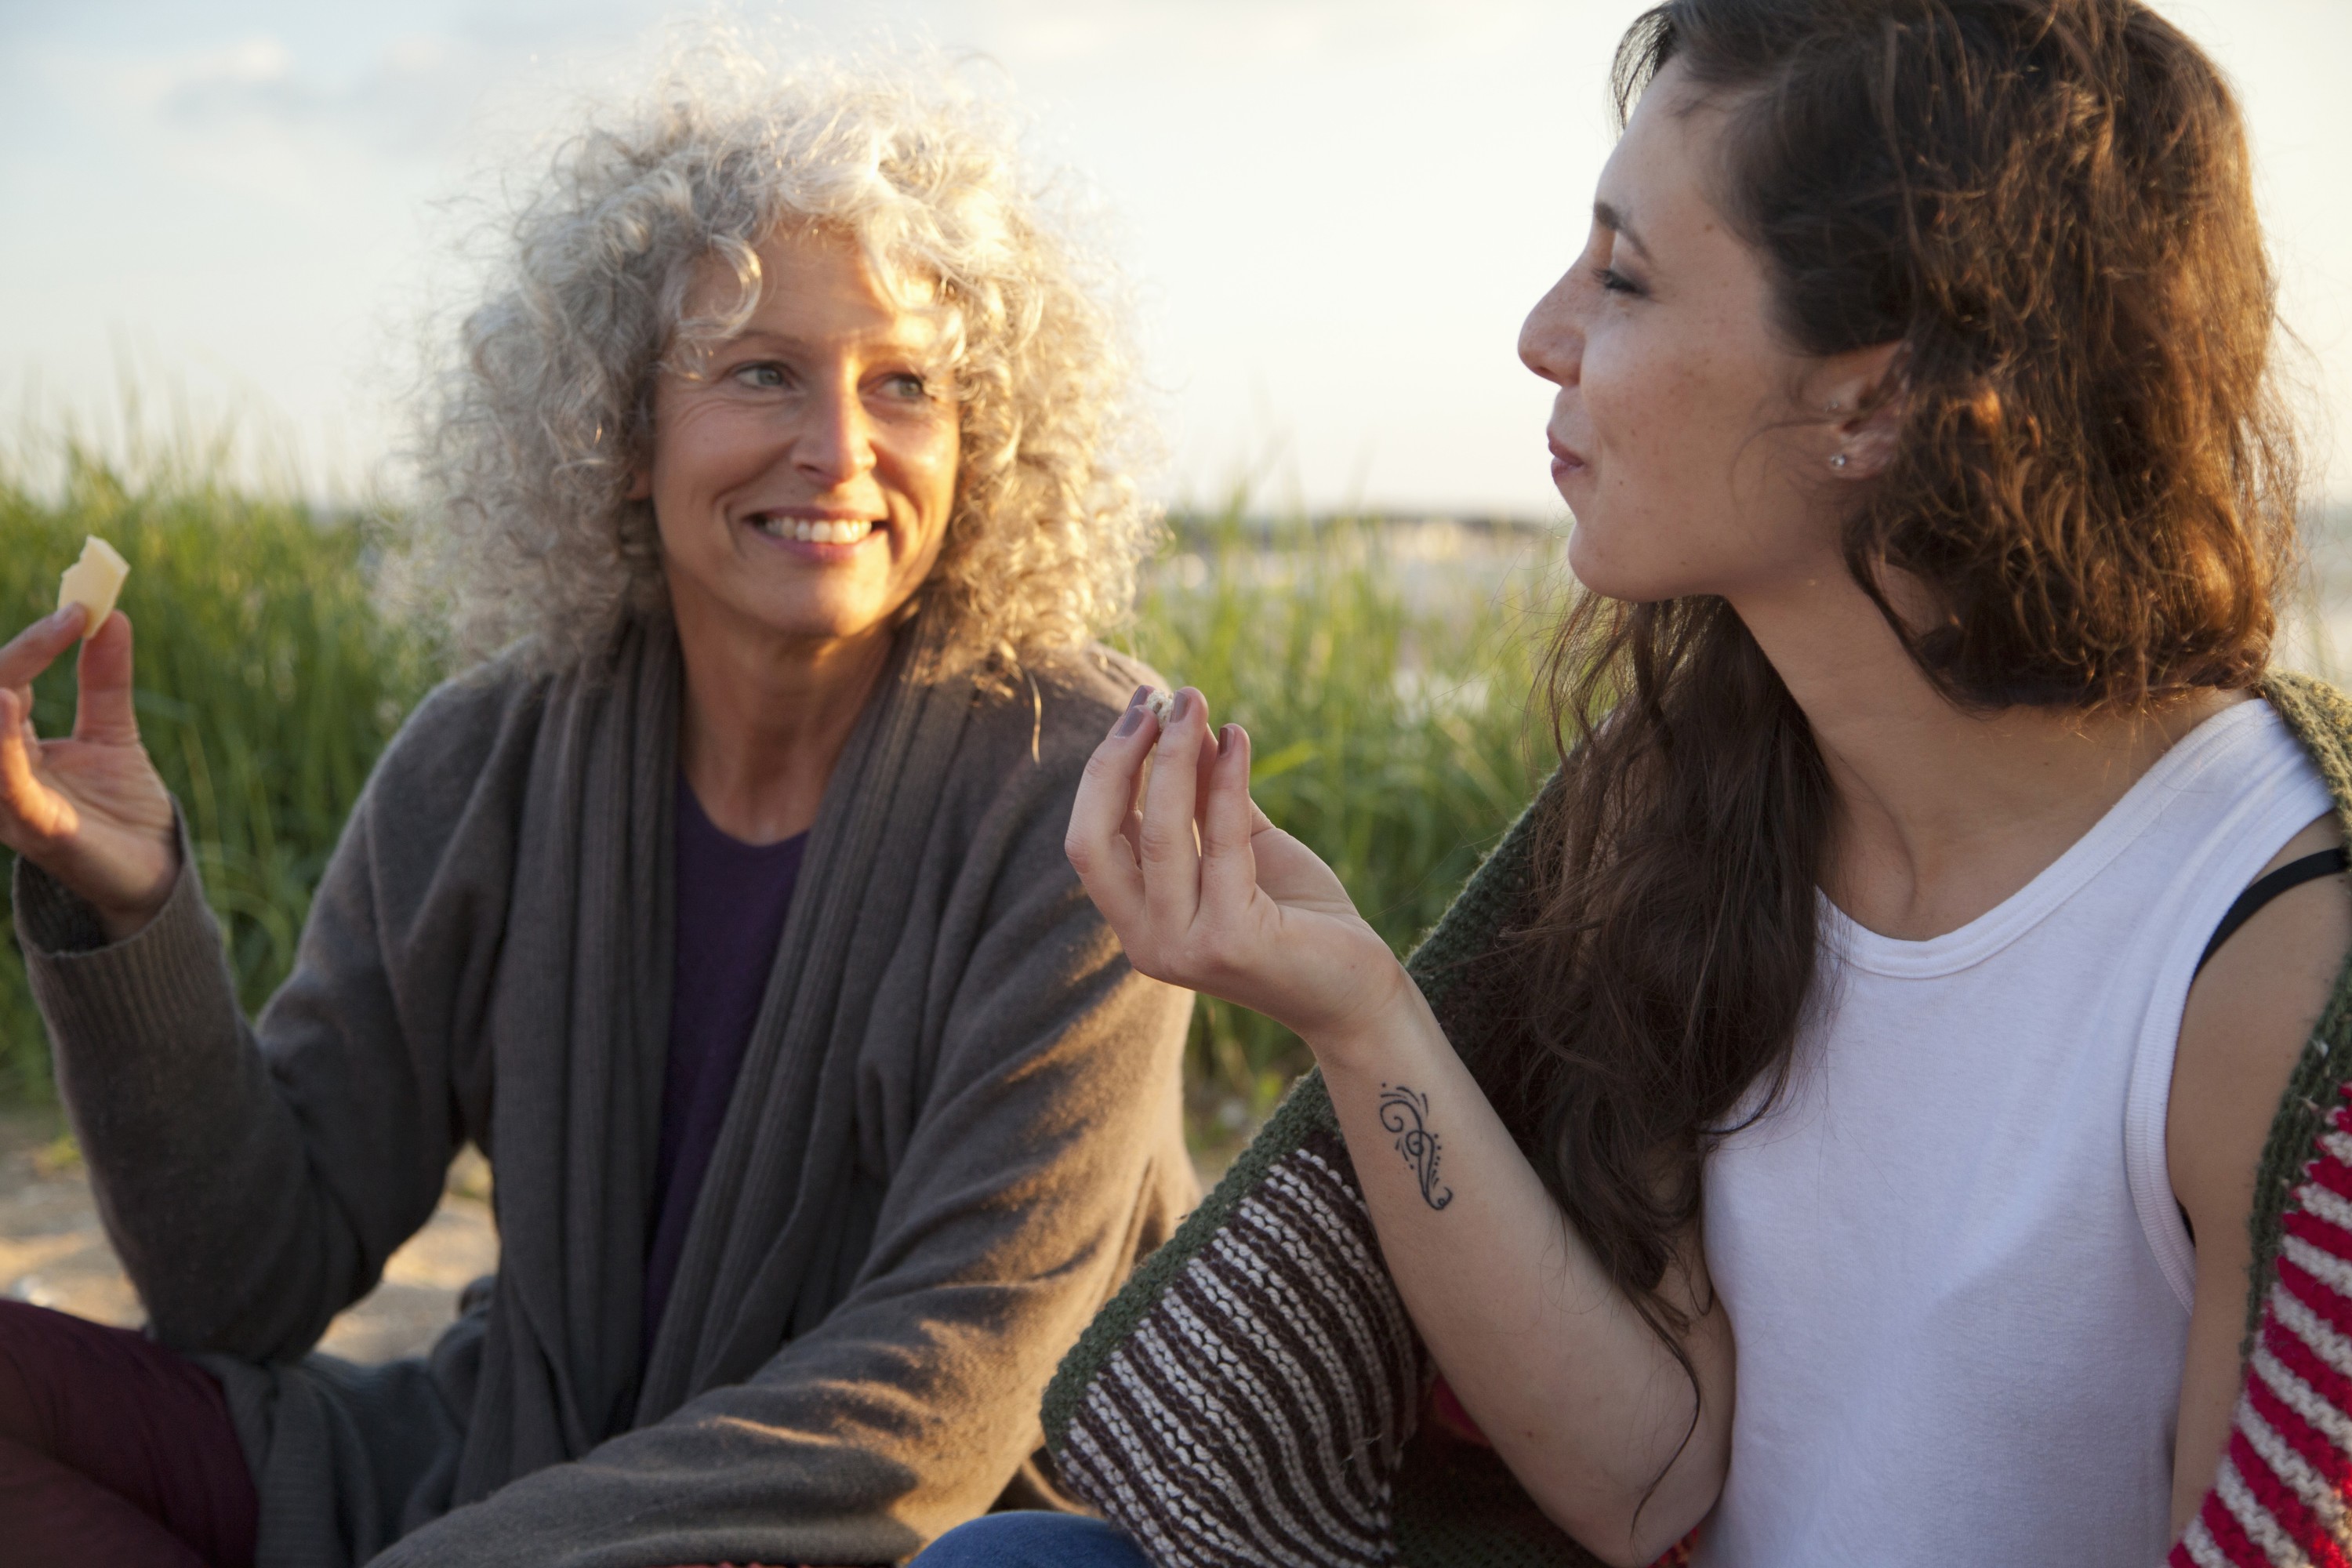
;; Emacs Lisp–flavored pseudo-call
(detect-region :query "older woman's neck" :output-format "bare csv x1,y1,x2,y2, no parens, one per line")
675,615,896,846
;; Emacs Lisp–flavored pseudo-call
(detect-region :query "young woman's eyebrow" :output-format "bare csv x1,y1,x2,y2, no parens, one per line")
1592,200,1653,262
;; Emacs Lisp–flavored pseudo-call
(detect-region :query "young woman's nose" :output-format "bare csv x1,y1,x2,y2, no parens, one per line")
792,377,877,488
1518,274,1584,388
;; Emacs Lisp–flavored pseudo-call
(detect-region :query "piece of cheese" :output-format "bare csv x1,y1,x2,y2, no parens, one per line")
57,535,129,638
1145,687,1176,725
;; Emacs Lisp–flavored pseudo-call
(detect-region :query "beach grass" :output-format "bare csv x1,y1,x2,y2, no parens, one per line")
1126,509,1560,1142
0,445,444,1098
0,441,1563,1120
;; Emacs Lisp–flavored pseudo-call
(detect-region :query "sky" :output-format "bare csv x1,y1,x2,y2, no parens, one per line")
2,0,2348,518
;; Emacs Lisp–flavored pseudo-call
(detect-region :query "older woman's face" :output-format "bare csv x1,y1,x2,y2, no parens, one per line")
640,227,959,652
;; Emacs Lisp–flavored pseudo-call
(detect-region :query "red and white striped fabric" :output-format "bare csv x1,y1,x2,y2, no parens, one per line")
2173,1085,2352,1566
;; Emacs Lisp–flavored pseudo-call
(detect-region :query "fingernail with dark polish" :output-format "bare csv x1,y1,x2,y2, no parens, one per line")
1127,684,1152,710
1169,689,1194,724
1219,723,1239,755
1112,706,1145,738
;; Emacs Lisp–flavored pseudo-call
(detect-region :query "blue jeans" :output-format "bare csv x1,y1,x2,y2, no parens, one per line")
916,1512,1151,1567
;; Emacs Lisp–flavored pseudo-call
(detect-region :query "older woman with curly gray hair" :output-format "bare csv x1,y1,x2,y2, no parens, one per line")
0,49,1193,1568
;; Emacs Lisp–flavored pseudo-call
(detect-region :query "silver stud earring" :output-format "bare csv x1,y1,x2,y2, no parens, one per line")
1830,452,1850,469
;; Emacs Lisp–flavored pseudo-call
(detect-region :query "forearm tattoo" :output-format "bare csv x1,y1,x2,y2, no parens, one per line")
1377,1084,1454,1210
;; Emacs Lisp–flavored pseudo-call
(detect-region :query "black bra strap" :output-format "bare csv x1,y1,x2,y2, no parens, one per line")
2194,847,2351,977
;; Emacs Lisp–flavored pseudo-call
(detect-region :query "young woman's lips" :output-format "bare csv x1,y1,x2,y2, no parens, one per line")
743,511,887,561
1548,435,1589,484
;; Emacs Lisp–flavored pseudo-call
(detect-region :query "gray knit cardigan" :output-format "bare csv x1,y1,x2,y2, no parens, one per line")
18,614,1198,1568
1040,672,2352,1568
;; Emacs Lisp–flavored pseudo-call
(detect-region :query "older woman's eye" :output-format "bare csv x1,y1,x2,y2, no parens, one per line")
732,362,790,390
880,372,931,400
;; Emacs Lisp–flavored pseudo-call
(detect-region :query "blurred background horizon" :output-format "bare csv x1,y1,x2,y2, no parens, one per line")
5,0,2350,519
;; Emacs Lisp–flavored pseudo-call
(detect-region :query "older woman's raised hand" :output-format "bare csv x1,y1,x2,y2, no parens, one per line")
1065,685,1410,1047
0,606,178,941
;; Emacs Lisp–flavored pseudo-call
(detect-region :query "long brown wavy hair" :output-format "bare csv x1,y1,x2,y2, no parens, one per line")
1463,0,2301,1395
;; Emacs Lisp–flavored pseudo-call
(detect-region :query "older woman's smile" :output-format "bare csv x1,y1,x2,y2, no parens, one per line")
746,510,885,550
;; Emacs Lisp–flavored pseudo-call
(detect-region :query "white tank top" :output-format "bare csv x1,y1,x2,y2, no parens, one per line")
1696,699,2331,1567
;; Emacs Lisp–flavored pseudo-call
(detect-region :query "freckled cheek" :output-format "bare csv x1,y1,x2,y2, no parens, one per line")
1578,350,1661,495
655,402,777,503
1615,351,1734,501
1580,326,1671,447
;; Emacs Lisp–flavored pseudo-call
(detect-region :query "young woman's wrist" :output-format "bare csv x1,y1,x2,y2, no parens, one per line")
1299,958,1439,1080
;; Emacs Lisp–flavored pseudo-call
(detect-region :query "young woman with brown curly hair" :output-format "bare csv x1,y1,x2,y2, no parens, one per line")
929,2,2349,1564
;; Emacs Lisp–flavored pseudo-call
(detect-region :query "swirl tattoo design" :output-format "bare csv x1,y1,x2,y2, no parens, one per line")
1377,1083,1454,1211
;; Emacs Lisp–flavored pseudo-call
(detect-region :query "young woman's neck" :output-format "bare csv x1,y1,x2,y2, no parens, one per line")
1735,572,2241,942
673,606,897,846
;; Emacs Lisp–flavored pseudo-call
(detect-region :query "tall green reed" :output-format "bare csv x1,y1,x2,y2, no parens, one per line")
0,447,446,1098
1123,508,1562,1132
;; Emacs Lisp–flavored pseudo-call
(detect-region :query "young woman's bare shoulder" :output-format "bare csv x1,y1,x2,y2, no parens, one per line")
2169,811,2350,1529
2172,811,2350,1219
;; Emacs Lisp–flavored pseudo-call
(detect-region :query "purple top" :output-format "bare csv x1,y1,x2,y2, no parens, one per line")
642,774,808,1356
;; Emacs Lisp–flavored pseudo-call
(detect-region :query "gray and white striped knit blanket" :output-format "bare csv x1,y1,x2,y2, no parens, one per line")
1040,786,1606,1568
1039,1070,1602,1568
1045,1087,1417,1564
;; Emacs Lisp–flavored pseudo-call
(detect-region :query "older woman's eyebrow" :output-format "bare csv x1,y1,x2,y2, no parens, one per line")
1593,200,1653,262
724,327,942,359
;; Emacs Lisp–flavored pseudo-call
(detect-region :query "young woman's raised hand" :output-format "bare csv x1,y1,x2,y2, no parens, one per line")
1065,685,1406,1044
0,606,178,941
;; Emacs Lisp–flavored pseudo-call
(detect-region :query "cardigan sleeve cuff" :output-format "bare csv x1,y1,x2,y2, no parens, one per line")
13,814,240,1059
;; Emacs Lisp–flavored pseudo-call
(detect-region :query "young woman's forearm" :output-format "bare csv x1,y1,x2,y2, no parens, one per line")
1061,693,1727,1563
1310,975,1730,1567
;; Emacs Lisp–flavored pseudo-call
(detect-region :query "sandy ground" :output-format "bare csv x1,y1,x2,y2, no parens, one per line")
0,1105,500,1362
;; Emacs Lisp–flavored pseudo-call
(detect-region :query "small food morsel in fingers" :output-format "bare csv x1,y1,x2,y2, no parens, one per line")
1145,687,1177,727
57,535,129,639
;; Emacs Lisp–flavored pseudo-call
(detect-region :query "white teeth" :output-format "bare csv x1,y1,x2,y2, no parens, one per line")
756,517,877,545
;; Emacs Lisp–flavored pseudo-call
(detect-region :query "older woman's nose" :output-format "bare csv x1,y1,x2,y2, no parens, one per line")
792,383,878,488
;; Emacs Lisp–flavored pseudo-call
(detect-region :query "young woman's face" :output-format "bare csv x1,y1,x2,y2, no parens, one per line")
1519,62,1854,605
639,227,960,652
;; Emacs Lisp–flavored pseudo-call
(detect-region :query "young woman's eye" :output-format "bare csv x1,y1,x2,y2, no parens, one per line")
1597,265,1645,297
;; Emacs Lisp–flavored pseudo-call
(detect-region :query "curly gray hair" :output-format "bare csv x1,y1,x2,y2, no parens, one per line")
412,45,1151,679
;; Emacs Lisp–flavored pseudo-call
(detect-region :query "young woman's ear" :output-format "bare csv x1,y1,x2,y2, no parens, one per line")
1813,341,1907,481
